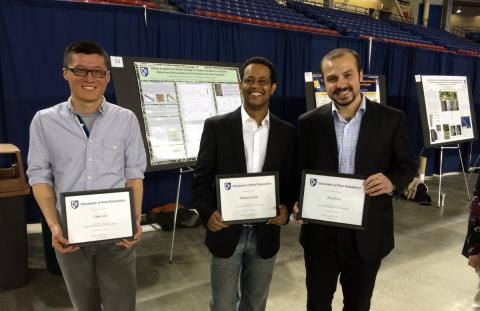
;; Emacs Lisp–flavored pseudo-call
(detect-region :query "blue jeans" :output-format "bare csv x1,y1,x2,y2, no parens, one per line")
210,226,276,311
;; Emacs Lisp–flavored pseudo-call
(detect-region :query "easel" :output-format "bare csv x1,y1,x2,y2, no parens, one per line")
467,140,480,182
169,166,194,263
434,144,470,207
415,75,477,208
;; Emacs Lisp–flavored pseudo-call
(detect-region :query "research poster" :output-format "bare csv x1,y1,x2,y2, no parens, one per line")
416,75,477,147
134,62,243,167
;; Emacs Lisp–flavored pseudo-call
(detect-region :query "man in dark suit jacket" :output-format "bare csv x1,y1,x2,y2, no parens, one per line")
296,48,416,311
191,57,297,311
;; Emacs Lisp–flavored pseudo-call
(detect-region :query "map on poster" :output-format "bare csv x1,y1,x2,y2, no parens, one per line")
134,62,243,168
416,75,477,148
312,73,383,107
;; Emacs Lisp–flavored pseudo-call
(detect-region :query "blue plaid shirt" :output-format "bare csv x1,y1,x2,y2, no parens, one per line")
332,95,366,174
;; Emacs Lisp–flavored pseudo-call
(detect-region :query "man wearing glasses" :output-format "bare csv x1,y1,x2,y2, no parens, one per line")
27,41,146,311
192,57,298,311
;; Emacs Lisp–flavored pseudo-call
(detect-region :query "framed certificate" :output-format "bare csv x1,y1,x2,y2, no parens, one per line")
299,170,369,230
60,188,135,247
216,172,279,224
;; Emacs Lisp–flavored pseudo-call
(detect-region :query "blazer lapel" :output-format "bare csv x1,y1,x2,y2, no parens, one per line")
228,107,247,173
322,107,339,170
262,114,279,172
355,100,376,172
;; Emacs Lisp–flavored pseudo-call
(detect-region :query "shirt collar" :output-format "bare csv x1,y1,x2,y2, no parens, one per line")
331,93,366,122
67,97,107,117
241,105,270,128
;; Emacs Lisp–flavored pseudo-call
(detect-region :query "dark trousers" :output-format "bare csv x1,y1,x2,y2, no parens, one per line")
304,229,381,311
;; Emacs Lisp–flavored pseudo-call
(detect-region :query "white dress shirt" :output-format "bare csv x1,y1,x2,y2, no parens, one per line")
241,105,270,173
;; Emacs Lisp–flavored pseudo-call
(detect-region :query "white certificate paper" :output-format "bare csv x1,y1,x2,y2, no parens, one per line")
61,188,135,246
216,173,279,224
300,172,368,229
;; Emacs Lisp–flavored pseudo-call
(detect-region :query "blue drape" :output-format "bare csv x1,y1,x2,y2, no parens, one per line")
1,0,479,222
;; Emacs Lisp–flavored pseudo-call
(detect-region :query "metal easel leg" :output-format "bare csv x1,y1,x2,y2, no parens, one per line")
467,140,480,183
458,144,471,200
469,141,473,168
169,168,183,264
438,147,444,208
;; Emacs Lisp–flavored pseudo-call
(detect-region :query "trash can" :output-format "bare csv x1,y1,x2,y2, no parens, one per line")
0,144,30,289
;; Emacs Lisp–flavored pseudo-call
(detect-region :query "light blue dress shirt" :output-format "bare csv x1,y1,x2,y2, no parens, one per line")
27,97,147,213
332,95,366,174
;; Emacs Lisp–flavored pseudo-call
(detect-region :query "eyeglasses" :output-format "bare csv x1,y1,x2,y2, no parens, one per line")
64,67,109,78
242,78,271,87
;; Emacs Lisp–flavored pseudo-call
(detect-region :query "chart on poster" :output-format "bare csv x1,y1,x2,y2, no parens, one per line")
111,58,243,171
416,75,477,148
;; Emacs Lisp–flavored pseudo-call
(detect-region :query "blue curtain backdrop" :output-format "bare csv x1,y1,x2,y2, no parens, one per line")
1,0,479,222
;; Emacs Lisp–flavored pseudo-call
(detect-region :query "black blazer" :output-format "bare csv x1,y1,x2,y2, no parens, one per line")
191,107,298,259
297,99,417,262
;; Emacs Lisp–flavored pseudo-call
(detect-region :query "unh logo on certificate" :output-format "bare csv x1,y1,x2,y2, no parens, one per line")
224,182,232,190
310,178,317,187
70,200,79,209
140,67,149,77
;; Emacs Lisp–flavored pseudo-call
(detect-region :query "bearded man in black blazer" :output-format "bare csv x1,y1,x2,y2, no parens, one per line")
191,57,297,311
295,48,416,311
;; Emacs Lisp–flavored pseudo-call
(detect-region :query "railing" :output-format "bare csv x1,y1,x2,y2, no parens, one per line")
63,0,160,8
300,0,325,5
287,0,415,24
277,0,325,5
388,11,414,24
452,25,480,38
452,25,463,37
334,2,369,15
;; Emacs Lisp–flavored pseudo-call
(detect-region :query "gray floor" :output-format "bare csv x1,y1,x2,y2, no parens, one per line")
1,174,478,310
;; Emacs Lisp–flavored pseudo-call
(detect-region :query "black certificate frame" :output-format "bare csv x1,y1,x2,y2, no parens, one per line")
60,187,135,247
215,171,280,225
299,170,369,230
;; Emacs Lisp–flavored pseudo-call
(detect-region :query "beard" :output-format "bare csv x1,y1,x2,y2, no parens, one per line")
331,87,359,107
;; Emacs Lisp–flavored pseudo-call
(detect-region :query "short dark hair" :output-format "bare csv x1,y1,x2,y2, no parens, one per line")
241,56,277,84
63,41,110,68
320,48,362,76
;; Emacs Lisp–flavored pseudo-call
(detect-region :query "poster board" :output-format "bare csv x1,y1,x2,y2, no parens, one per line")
416,75,477,148
110,57,243,172
304,72,387,111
